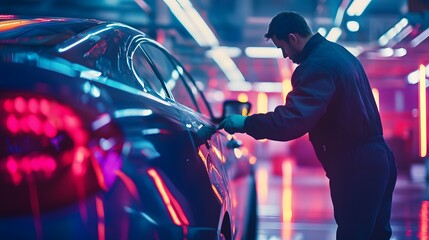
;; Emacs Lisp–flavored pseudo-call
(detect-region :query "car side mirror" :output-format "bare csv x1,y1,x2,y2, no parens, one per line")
213,100,251,124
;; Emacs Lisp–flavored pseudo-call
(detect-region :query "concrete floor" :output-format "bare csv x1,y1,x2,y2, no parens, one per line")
255,160,429,240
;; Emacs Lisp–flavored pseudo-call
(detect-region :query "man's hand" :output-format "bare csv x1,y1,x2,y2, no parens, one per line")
217,114,247,134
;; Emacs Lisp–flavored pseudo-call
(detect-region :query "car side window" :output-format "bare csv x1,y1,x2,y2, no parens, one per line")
132,46,168,99
58,28,135,86
140,43,199,112
173,60,212,117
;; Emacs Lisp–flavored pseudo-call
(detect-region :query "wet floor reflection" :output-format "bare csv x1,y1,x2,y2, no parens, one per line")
256,160,429,240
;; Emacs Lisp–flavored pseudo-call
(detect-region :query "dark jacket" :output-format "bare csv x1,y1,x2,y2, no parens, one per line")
243,33,383,158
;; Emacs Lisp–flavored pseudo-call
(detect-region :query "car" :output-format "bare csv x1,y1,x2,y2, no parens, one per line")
0,16,257,240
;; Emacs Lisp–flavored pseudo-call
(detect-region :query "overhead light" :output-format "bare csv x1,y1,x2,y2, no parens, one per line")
163,0,218,47
379,47,394,57
163,0,245,82
317,27,327,37
253,82,283,93
407,64,429,84
227,82,283,93
227,81,252,91
333,0,349,26
346,21,360,32
344,46,363,56
210,49,245,82
346,0,372,16
393,48,407,57
367,48,408,59
410,27,429,47
245,47,282,58
133,0,151,13
206,47,241,58
378,18,409,46
326,27,342,42
384,25,413,47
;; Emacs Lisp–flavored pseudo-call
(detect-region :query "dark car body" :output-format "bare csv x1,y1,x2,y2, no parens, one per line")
0,16,257,240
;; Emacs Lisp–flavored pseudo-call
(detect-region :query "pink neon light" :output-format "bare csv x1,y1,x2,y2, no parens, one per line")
19,116,30,132
14,97,26,113
2,96,94,183
43,121,57,137
6,115,19,133
27,98,39,113
3,99,13,112
6,157,18,174
420,201,429,240
28,114,42,134
39,99,50,115
4,155,57,185
419,64,427,157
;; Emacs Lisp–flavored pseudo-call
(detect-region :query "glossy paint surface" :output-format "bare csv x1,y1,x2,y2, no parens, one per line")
0,16,256,240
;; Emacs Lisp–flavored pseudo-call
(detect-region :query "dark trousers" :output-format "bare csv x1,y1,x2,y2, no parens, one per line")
320,140,397,240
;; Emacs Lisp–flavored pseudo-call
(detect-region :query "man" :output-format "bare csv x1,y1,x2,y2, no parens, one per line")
218,12,397,240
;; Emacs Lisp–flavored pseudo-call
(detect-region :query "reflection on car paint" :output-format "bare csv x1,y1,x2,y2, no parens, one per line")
147,168,189,226
0,16,256,240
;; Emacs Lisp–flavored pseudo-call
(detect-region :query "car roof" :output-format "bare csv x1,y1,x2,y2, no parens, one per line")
0,16,105,47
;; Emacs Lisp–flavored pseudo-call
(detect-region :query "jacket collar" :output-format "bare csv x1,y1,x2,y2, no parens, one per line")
294,33,325,64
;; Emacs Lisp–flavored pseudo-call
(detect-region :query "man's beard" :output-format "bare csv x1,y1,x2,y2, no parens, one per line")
288,46,302,64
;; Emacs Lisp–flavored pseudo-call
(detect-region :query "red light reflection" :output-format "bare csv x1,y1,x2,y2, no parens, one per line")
147,169,189,226
2,96,91,184
115,170,141,202
95,197,105,240
420,200,429,240
5,155,57,185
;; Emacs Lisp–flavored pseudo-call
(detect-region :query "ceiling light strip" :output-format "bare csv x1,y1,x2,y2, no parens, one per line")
378,18,409,46
346,0,372,16
411,27,429,48
245,47,282,58
326,27,342,42
163,0,208,46
419,64,427,158
210,49,245,82
163,0,244,82
334,0,351,26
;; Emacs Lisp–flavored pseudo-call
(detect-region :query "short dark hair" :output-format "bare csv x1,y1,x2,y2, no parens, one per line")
264,12,312,41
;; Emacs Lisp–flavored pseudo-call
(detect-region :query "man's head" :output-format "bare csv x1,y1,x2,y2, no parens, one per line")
265,12,313,63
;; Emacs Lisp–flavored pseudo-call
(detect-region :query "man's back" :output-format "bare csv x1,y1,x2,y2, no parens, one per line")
294,35,384,156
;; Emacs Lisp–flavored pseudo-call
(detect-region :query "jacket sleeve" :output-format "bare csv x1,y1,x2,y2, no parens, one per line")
243,65,336,141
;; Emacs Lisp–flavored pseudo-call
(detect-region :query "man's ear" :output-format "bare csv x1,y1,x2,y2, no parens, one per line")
288,33,298,44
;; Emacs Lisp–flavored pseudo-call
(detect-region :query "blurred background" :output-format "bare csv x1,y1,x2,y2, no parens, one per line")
2,0,427,173
1,1,428,238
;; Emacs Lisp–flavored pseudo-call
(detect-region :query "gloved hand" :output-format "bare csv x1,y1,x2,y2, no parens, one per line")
217,114,247,134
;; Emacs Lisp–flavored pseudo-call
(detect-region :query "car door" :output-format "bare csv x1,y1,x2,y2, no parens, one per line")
130,40,229,226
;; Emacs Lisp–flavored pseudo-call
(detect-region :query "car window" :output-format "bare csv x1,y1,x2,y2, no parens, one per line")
132,46,168,98
140,43,199,112
57,27,127,83
173,60,212,117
